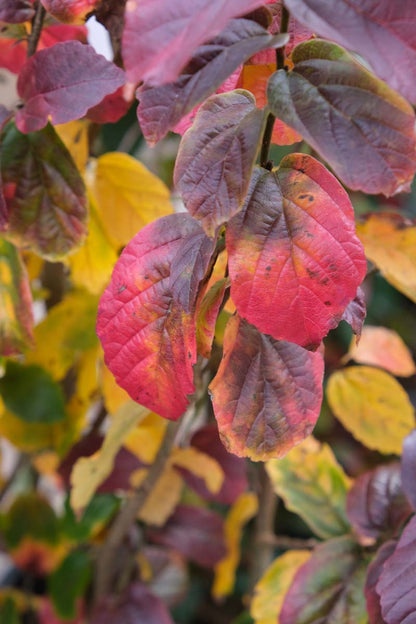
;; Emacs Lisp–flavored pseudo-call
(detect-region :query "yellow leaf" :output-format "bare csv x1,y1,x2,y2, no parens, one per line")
132,465,183,526
55,120,89,173
172,447,224,494
346,325,416,377
92,152,173,248
70,401,149,510
124,412,167,464
212,492,258,600
327,366,415,454
31,451,60,475
356,212,416,303
75,345,100,407
266,437,351,539
251,550,311,624
101,360,130,414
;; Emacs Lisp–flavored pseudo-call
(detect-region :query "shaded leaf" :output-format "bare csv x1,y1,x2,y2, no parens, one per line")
267,436,351,538
174,90,264,237
91,583,174,624
122,0,270,86
251,550,311,624
347,326,416,377
0,239,33,355
327,366,415,455
284,0,416,103
196,278,229,359
280,536,369,624
148,505,226,568
346,463,412,540
15,41,125,133
97,214,200,420
0,0,34,23
49,550,92,620
341,287,366,341
227,157,366,347
2,493,59,549
1,122,87,260
356,212,416,303
209,315,324,461
401,429,416,510
213,492,258,600
267,40,416,196
86,86,131,124
377,515,416,624
172,447,224,495
365,541,397,624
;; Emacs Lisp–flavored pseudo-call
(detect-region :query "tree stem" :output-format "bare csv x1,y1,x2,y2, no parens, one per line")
27,2,46,58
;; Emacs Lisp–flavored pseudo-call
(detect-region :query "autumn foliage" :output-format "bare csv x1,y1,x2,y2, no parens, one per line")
0,0,416,622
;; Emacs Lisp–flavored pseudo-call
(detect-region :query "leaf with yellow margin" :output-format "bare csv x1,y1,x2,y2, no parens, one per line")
172,447,224,495
55,120,89,174
92,152,173,249
70,401,149,510
212,492,258,600
327,366,415,454
131,466,183,526
124,412,167,464
251,550,311,624
266,437,351,538
356,212,416,303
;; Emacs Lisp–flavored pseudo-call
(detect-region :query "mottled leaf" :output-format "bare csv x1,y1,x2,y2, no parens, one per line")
122,0,269,86
97,214,201,420
15,41,125,133
209,315,324,461
341,287,366,341
267,436,351,538
327,366,415,455
137,17,287,145
0,0,34,23
280,537,369,624
49,551,92,620
267,40,416,196
365,541,397,624
227,157,366,347
213,492,258,599
401,429,416,510
356,212,416,303
377,515,416,624
0,239,33,355
196,278,229,359
347,326,416,377
91,583,174,624
174,91,264,237
251,550,311,624
284,0,416,103
346,463,412,540
148,505,226,568
1,122,87,260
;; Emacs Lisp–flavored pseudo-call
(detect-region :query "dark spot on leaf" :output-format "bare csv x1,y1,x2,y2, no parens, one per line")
306,267,319,279
117,284,127,294
324,301,331,306
265,266,271,271
298,194,314,202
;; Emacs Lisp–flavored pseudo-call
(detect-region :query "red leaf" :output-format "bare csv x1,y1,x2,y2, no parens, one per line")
401,429,416,510
86,86,131,124
91,583,174,624
284,0,416,103
365,541,397,624
227,157,366,347
97,214,200,421
122,0,269,86
0,0,34,23
267,40,416,196
341,287,366,341
15,41,125,133
174,91,264,237
209,315,324,461
148,505,226,568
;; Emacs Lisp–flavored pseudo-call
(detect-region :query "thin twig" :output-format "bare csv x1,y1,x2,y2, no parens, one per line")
27,2,46,58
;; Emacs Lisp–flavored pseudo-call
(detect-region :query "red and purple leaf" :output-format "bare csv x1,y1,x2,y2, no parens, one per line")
122,0,271,86
365,541,397,624
377,515,416,624
15,41,125,133
401,429,416,510
227,156,366,347
284,0,416,103
267,40,416,196
86,86,131,125
91,583,174,624
96,214,200,421
341,287,366,341
346,463,412,540
1,122,87,260
280,536,369,624
209,315,324,461
174,91,264,237
0,0,34,23
136,15,287,145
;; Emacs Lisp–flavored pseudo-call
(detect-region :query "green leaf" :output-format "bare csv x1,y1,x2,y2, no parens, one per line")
62,494,120,542
0,598,19,624
3,493,59,548
49,550,92,620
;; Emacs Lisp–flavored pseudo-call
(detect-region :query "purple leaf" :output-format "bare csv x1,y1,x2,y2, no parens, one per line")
341,287,366,341
15,41,125,133
402,429,416,510
365,541,397,624
91,583,174,624
0,0,34,23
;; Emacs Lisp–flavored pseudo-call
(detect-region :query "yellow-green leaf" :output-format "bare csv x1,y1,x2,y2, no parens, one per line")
347,325,416,377
266,437,351,538
172,447,224,495
251,550,311,624
327,366,415,454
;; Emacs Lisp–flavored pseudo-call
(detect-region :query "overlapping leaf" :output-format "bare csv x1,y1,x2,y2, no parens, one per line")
1,122,87,260
97,214,203,420
209,315,324,461
227,156,366,347
365,541,397,624
122,0,269,85
196,278,229,359
15,41,125,133
401,429,416,510
341,288,366,340
327,366,415,455
175,91,264,237
267,40,416,196
284,0,416,103
347,326,416,377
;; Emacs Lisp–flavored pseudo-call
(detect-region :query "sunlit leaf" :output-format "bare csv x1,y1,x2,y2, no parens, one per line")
124,411,167,464
327,366,415,455
209,315,324,461
267,40,416,195
267,436,351,538
55,120,89,174
347,326,416,377
227,157,366,347
172,447,224,495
